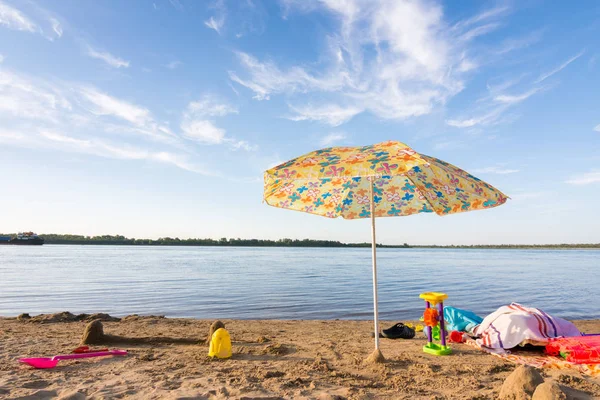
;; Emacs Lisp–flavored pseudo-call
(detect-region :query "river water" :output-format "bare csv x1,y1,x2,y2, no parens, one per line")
0,245,597,320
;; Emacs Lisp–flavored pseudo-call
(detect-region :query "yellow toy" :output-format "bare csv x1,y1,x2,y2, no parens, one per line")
419,292,452,356
208,328,232,359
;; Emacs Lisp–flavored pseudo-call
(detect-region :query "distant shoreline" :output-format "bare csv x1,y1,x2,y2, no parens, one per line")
2,233,598,249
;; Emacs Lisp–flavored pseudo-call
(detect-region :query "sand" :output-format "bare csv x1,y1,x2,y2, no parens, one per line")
1,315,600,399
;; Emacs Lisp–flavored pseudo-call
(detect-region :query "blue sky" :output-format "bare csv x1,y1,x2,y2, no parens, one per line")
0,0,598,245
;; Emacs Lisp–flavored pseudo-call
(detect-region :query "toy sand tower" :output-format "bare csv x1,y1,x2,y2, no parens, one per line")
420,292,452,356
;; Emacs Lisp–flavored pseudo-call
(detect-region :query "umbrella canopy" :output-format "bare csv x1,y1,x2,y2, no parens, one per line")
264,141,507,218
263,141,508,359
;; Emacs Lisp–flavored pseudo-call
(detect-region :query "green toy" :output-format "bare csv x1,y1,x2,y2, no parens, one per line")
420,292,452,356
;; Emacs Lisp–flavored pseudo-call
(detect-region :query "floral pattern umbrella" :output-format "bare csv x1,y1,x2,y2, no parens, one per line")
263,141,508,359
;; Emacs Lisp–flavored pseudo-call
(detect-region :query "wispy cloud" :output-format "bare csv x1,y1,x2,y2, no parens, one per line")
86,46,130,68
448,79,544,128
535,50,585,84
231,1,510,126
495,30,543,55
446,106,508,128
165,60,182,69
187,95,238,117
0,67,213,173
594,124,600,132
205,16,224,34
39,131,208,174
565,171,600,185
180,95,255,151
320,132,347,147
493,87,543,104
287,104,362,127
79,87,150,126
0,1,37,32
204,0,226,34
0,2,63,40
50,17,62,37
181,119,225,144
229,52,344,101
472,166,519,174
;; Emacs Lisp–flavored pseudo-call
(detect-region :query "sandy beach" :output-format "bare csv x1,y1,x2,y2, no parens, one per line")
1,314,599,399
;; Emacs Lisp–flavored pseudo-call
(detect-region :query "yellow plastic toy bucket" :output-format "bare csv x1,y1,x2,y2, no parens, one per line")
208,328,232,359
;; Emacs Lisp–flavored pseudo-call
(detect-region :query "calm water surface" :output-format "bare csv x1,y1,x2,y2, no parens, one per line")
0,245,598,320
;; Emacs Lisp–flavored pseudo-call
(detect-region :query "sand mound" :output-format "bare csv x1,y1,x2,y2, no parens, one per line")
532,381,567,400
364,348,385,364
81,319,105,344
23,312,120,323
206,320,225,343
499,365,544,399
80,319,198,345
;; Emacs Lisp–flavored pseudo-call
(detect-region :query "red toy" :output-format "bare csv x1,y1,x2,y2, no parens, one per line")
546,335,600,364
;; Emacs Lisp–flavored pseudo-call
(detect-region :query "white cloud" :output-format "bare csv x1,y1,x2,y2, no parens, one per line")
493,87,542,104
180,97,254,150
205,16,224,34
39,131,208,174
50,17,62,37
535,50,584,84
187,96,238,117
319,132,347,146
449,79,543,128
495,30,543,55
228,139,258,151
0,69,72,122
458,23,501,42
450,5,509,31
165,60,182,69
472,166,519,174
565,171,600,185
229,52,344,101
0,1,37,32
594,124,600,132
204,0,226,34
79,87,150,126
86,46,130,68
287,104,362,126
231,1,507,125
485,75,524,94
181,119,225,144
446,106,507,128
0,67,223,174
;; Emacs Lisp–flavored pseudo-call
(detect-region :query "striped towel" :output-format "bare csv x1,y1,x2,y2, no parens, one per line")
473,303,581,350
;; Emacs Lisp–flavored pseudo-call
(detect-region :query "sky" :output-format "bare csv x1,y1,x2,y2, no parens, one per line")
0,0,599,245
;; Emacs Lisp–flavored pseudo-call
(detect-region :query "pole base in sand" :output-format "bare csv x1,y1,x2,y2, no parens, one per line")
365,348,385,364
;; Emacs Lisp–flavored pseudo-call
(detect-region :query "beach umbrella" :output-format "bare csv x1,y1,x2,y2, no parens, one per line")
263,140,508,361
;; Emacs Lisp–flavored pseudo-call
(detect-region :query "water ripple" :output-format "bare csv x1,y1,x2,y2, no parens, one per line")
0,246,598,320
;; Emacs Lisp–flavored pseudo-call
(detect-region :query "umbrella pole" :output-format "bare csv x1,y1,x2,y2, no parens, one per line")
370,180,380,350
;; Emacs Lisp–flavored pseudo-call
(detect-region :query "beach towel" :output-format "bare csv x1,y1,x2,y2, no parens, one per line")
473,303,581,350
464,338,600,377
444,306,483,334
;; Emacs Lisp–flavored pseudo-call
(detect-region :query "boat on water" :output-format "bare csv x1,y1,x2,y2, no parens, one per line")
0,232,45,245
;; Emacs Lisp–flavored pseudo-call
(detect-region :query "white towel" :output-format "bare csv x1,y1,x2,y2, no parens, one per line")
473,303,581,350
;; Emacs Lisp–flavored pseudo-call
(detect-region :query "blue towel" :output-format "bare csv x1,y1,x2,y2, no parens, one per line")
443,306,483,333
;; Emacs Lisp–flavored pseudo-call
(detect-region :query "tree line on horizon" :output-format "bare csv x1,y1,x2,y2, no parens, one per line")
2,233,599,248
2,233,409,248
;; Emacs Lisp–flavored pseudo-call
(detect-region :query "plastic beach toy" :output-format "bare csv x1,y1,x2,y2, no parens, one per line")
19,350,127,369
208,328,232,359
420,292,452,356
